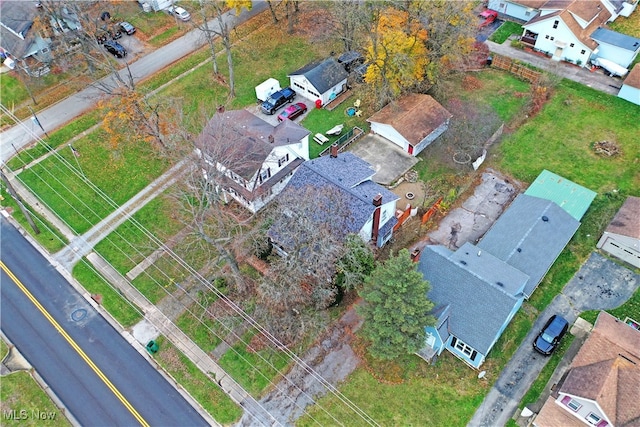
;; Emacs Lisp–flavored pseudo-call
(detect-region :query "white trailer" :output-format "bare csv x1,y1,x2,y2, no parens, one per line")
593,57,628,78
255,78,281,102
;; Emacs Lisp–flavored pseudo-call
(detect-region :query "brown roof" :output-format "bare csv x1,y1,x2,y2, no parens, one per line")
512,0,550,9
535,396,584,427
366,94,452,146
623,64,640,89
604,196,640,239
560,312,640,426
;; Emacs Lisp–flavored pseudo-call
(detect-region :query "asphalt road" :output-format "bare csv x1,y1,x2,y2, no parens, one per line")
0,1,268,163
0,217,207,426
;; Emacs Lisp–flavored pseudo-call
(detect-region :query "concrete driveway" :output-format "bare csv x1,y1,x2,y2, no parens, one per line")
469,252,639,427
347,134,418,186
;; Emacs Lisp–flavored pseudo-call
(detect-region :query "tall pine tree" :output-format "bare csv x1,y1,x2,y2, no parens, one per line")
358,249,435,360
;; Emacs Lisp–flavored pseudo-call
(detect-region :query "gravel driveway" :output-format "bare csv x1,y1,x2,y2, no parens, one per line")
468,252,639,427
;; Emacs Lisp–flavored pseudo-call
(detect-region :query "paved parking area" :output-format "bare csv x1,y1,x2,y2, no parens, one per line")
347,134,418,185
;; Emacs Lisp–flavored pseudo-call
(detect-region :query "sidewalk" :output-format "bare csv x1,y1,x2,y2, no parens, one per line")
485,40,623,95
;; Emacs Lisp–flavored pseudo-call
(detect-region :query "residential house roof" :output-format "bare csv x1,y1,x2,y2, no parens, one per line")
418,243,528,354
524,169,596,221
283,152,399,236
477,194,580,298
289,58,348,94
511,0,550,9
536,311,640,426
623,63,640,89
0,1,37,59
524,0,612,50
196,109,309,181
591,27,640,51
366,94,452,146
604,196,640,239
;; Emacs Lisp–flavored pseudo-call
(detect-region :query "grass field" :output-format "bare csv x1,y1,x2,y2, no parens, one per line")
490,21,524,44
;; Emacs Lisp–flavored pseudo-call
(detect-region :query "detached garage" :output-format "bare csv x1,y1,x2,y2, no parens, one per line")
618,64,640,105
596,196,640,268
288,58,348,107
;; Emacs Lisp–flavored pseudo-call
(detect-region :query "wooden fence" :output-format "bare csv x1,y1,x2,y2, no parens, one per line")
319,126,365,156
421,197,443,224
393,205,413,231
491,54,541,85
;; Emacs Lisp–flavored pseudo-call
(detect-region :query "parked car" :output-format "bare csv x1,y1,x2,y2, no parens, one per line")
261,87,296,115
533,314,569,355
167,5,191,21
479,10,498,28
277,102,308,122
119,22,136,35
104,40,127,58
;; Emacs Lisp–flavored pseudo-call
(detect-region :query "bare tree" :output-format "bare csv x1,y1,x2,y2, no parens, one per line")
328,0,370,52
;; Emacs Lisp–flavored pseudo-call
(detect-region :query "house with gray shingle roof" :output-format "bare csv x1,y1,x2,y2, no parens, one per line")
0,1,52,67
417,170,594,368
288,58,348,107
196,109,310,214
591,27,640,68
270,146,399,251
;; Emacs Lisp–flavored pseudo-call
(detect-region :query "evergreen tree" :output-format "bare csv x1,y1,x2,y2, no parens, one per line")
358,249,435,360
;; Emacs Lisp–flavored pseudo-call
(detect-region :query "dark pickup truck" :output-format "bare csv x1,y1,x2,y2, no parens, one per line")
261,87,296,115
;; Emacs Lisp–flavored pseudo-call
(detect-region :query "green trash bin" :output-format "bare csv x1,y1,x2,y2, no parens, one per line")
146,340,159,354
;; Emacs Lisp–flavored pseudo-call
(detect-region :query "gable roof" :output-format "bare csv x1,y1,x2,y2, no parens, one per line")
289,58,348,94
591,27,640,51
283,152,399,235
623,63,640,89
366,94,452,146
477,194,581,298
418,243,527,354
524,169,596,221
0,1,37,59
561,312,640,426
196,109,309,181
604,196,640,239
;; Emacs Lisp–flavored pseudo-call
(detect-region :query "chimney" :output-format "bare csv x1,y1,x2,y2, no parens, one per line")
371,194,383,243
330,143,338,158
268,134,274,144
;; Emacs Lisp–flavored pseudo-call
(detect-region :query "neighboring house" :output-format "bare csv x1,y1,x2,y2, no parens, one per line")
618,63,640,104
417,171,595,368
596,196,640,268
366,94,452,156
534,311,640,427
270,145,399,251
288,58,348,107
196,109,310,214
591,27,640,68
490,0,639,67
0,1,52,67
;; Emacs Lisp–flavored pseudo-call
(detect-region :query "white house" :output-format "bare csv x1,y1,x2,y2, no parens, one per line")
0,1,53,67
591,27,640,68
367,94,452,156
618,63,640,104
596,196,640,267
288,58,348,107
196,109,310,214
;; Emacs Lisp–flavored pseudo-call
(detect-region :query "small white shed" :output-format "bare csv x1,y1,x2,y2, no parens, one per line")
255,78,281,102
618,64,640,105
596,196,640,268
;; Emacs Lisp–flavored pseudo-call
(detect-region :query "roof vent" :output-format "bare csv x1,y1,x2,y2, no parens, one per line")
542,215,549,222
517,248,522,253
496,281,504,287
477,250,482,256
460,260,467,265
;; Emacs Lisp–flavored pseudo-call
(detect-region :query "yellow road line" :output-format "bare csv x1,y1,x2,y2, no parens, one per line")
0,261,149,427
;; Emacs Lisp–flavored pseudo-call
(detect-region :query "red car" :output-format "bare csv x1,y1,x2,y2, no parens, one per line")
277,102,307,122
479,10,498,28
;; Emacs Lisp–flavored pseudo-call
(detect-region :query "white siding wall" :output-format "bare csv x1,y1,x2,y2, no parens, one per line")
556,394,611,426
526,19,592,65
413,120,449,155
369,122,410,152
488,0,536,21
593,42,639,68
320,80,347,106
358,201,397,245
289,76,347,107
618,84,640,104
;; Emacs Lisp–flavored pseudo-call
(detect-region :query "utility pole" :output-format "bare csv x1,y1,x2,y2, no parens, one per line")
28,106,49,138
0,169,40,234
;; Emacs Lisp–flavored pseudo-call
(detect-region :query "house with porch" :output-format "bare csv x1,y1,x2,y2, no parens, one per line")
367,94,452,156
534,311,640,427
196,109,310,214
417,170,595,368
269,145,399,252
288,58,348,107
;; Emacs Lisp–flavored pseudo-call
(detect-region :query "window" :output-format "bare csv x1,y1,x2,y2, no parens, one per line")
586,413,601,425
581,49,586,54
566,399,582,412
426,333,436,347
545,35,550,39
452,337,477,361
550,36,555,41
381,209,388,221
525,10,531,16
553,20,559,29
570,43,575,47
278,153,289,167
258,167,271,184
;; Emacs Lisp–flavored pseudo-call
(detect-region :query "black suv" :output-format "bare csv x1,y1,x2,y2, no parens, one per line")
533,314,569,355
104,41,127,58
261,87,296,115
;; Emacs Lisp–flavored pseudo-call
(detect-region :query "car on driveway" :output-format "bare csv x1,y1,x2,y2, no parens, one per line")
119,22,136,35
104,40,127,58
168,6,191,21
261,87,296,115
277,102,307,122
533,314,569,355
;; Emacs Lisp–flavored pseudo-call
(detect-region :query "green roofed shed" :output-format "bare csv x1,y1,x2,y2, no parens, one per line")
524,170,596,221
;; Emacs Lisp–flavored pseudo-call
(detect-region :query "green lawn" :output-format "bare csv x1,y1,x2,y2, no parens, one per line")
489,21,524,44
0,341,70,426
0,73,30,107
